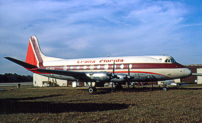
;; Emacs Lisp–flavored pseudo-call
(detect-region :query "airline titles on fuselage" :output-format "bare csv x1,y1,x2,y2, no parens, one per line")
77,59,124,64
44,59,125,71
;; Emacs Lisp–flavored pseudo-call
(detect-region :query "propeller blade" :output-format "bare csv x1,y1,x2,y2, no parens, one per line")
128,64,130,77
113,61,115,75
127,64,131,92
127,64,131,80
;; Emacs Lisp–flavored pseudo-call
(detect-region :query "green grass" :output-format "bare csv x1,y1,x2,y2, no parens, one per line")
178,84,202,88
0,85,202,122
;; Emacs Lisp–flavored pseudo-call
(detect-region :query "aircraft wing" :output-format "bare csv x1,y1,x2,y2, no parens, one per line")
33,69,87,79
32,69,111,82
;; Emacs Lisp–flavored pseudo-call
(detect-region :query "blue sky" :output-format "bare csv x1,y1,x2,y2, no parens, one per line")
0,0,202,75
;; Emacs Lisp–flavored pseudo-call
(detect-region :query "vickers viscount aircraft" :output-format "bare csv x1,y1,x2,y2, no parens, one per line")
5,36,192,93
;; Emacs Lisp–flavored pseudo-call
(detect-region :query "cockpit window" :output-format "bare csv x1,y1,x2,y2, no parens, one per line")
171,57,176,63
165,57,176,63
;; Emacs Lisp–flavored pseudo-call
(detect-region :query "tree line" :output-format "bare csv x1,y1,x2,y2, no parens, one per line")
0,73,33,82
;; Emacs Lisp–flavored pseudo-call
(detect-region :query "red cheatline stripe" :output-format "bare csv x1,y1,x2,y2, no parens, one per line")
111,71,170,78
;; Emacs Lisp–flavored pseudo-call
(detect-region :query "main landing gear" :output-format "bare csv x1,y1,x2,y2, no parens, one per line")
87,82,124,94
88,87,97,94
86,82,97,94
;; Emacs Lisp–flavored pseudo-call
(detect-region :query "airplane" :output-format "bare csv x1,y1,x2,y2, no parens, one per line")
5,36,192,93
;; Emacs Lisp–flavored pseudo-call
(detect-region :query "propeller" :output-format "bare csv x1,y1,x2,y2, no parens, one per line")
127,64,131,80
110,61,116,92
111,61,117,78
127,64,131,91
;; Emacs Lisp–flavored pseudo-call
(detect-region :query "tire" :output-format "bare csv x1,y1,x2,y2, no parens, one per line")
89,87,96,94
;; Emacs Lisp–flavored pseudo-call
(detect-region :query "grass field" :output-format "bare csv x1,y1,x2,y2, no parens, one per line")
0,85,201,122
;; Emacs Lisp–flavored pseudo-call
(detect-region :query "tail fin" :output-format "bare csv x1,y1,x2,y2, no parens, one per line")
25,36,63,68
25,36,45,68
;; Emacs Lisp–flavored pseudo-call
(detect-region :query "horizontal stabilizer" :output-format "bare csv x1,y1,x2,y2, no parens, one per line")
4,57,38,69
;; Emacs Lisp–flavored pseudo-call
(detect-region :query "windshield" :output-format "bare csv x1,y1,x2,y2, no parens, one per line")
165,57,176,63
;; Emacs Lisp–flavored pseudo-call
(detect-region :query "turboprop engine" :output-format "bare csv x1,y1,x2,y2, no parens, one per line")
85,72,111,82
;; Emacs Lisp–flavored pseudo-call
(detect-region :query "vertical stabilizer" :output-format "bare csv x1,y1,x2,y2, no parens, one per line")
25,36,45,68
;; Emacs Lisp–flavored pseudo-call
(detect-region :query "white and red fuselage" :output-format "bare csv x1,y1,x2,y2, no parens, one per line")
6,36,192,83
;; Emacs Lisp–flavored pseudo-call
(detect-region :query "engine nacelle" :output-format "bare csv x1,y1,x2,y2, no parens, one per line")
85,72,111,82
111,74,127,82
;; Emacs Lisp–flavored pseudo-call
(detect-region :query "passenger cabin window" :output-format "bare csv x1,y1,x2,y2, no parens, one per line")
129,64,132,69
120,64,124,69
63,66,68,71
83,65,87,70
97,65,100,70
90,65,94,70
70,66,73,70
76,66,80,70
104,64,108,70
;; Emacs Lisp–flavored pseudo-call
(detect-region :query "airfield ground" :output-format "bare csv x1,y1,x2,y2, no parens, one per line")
0,85,201,122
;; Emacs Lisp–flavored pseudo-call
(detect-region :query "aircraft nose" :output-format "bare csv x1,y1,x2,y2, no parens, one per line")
185,68,192,77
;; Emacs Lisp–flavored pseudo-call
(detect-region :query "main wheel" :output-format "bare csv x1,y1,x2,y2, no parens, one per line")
88,87,96,94
163,87,167,91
